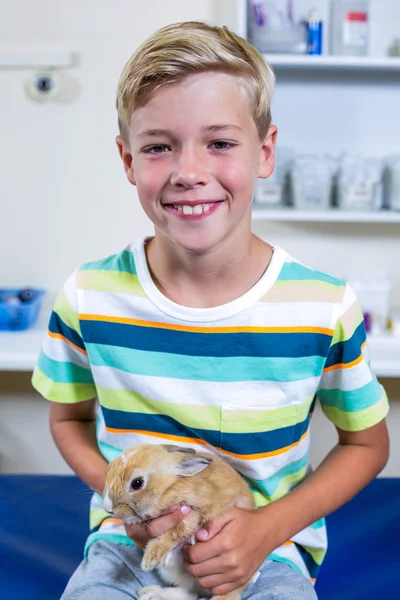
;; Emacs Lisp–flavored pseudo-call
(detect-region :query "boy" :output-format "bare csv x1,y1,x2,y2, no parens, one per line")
32,21,389,600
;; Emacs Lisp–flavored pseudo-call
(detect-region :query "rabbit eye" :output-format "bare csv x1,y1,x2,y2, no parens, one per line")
130,477,144,491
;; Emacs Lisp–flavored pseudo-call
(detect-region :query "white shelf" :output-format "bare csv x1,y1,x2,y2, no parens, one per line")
0,301,399,377
0,52,74,69
366,336,400,379
252,209,400,223
0,296,52,371
263,54,400,72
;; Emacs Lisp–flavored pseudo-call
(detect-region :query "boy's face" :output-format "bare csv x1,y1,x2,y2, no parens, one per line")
117,72,276,254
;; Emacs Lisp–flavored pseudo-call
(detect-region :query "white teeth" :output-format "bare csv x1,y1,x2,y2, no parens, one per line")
173,203,215,215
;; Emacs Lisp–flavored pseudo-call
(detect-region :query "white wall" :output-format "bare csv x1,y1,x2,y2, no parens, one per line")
1,0,399,475
0,0,215,290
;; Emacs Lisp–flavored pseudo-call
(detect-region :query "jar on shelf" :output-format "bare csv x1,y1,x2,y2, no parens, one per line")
289,154,333,211
253,147,294,210
336,154,383,211
330,0,370,56
383,155,400,211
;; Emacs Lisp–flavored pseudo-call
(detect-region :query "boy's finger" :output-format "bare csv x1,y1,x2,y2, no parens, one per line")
146,505,191,538
183,532,222,564
124,504,185,546
195,511,232,542
124,523,147,547
185,554,223,579
158,504,179,517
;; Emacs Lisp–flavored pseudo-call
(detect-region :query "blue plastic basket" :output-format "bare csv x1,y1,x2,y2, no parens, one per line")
0,289,45,331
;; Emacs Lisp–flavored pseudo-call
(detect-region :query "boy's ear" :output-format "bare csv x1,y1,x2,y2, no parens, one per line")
116,135,136,186
258,125,278,180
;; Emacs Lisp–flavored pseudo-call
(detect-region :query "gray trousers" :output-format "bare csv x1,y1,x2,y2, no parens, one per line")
61,541,318,600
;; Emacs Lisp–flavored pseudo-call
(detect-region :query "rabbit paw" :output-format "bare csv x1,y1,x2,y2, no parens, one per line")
139,585,165,600
141,542,170,571
138,586,165,600
138,586,196,600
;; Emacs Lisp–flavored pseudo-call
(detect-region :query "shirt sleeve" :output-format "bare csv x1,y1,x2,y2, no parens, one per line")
32,270,97,403
317,283,389,431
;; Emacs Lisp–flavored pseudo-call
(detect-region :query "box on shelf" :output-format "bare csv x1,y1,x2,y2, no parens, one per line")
383,155,400,211
248,0,307,54
0,289,45,331
253,147,294,209
289,154,334,210
336,155,383,210
330,0,370,56
252,149,399,214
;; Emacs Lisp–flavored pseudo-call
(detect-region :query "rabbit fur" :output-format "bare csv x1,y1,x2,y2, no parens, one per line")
102,443,259,600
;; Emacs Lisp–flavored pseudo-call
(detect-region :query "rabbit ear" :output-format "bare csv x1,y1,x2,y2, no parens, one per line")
174,453,213,477
164,445,196,455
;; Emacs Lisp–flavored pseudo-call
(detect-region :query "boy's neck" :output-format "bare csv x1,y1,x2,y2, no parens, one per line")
145,233,273,309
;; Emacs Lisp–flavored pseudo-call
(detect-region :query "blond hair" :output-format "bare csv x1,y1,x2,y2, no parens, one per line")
116,21,275,143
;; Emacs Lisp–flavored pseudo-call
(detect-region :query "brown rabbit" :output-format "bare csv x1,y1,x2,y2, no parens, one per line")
102,443,259,600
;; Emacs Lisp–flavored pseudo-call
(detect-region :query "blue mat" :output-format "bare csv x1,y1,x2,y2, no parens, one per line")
0,475,399,599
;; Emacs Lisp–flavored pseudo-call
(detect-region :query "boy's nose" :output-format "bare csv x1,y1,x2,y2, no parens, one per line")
170,148,210,188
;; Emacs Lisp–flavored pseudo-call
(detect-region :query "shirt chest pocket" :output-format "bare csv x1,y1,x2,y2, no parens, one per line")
220,397,307,481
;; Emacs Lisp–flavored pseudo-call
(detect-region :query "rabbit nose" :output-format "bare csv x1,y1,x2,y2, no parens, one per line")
102,490,113,514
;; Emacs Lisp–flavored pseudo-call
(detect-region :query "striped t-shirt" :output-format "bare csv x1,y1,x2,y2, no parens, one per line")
32,236,389,583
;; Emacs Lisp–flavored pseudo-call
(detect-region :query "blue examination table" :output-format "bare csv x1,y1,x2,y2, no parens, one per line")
1,475,399,599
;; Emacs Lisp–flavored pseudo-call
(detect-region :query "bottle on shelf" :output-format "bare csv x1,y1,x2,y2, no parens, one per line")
330,0,370,56
306,8,323,55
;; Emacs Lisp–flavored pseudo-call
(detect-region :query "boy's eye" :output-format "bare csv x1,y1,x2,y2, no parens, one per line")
143,144,170,154
145,144,169,154
209,140,233,150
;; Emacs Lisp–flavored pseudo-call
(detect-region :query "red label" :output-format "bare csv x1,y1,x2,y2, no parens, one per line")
346,12,368,22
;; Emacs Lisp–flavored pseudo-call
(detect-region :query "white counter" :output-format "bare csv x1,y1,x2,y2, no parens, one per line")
0,301,399,377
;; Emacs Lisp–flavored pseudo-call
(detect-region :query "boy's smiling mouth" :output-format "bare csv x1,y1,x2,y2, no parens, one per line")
163,200,225,220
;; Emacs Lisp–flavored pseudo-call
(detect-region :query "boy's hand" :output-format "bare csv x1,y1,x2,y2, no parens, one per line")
182,507,272,596
124,504,191,548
